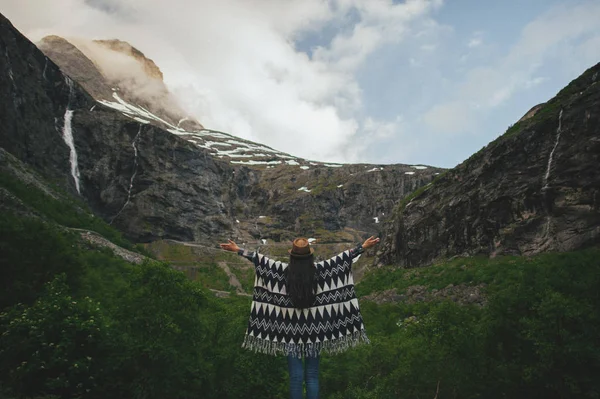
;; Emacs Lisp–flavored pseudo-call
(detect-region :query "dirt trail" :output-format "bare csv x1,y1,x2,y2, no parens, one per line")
217,261,252,296
71,228,146,264
71,230,252,297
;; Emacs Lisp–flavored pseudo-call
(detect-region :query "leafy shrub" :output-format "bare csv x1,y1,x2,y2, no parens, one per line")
0,274,108,398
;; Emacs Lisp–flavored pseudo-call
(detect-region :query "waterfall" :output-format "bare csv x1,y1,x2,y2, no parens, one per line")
5,48,17,92
125,125,142,206
542,109,563,190
61,77,81,194
111,125,142,224
539,109,565,249
43,57,48,80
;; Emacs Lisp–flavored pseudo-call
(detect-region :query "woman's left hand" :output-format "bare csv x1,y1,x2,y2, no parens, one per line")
362,236,380,249
220,239,240,252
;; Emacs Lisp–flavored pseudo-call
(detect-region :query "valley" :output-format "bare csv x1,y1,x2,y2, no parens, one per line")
1,8,599,399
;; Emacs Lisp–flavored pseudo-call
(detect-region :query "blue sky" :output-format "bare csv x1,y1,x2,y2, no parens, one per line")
336,0,599,167
3,0,600,167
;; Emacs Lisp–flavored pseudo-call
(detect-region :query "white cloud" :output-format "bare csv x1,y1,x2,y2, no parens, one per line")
467,38,482,48
1,0,441,163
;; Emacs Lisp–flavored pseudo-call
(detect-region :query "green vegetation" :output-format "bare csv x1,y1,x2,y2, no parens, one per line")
191,262,233,292
313,228,357,243
500,120,523,139
3,207,599,398
357,251,569,297
0,172,131,249
144,240,253,293
2,163,600,398
145,240,198,262
0,212,287,399
230,265,256,293
321,247,600,398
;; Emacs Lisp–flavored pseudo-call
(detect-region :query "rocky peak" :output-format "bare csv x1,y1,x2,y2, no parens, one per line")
94,39,164,81
516,103,545,123
37,35,203,132
37,35,113,100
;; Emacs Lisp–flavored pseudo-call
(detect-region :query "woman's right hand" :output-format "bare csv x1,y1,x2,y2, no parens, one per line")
362,236,380,249
220,239,240,252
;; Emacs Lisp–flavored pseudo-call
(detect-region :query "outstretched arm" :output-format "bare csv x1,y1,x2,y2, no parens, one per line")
220,239,271,266
324,235,381,265
361,236,380,251
351,235,381,258
219,239,240,253
220,239,253,260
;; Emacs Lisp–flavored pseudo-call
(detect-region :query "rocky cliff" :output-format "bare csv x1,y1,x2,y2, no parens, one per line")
37,35,113,101
377,63,600,268
0,12,443,248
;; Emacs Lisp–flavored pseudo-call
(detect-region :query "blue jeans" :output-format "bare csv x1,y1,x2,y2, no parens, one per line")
287,355,320,399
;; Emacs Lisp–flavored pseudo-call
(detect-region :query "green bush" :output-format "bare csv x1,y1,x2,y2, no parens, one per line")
0,212,83,309
0,274,108,399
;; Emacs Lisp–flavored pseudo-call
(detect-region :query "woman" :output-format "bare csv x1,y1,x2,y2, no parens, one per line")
220,235,380,399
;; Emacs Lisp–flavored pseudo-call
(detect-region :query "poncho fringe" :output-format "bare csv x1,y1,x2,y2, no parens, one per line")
242,329,370,358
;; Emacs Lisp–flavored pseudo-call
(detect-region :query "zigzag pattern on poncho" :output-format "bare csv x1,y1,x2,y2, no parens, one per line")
240,249,370,358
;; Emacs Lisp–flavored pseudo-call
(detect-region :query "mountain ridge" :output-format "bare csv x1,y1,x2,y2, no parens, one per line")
0,12,442,255
377,62,600,268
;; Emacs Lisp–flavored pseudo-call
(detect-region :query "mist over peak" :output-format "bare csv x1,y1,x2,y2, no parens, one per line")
38,34,203,131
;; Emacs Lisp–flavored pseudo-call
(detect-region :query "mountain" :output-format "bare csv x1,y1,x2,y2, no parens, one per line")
0,12,443,257
5,8,597,275
37,35,203,132
37,35,113,100
377,63,600,268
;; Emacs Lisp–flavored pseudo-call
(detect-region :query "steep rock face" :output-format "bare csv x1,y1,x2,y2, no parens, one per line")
72,107,238,242
37,36,113,100
0,13,240,242
1,12,442,245
0,15,94,186
241,164,437,240
378,63,600,268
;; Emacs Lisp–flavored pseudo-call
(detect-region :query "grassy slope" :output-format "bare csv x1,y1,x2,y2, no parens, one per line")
2,143,600,398
357,248,600,297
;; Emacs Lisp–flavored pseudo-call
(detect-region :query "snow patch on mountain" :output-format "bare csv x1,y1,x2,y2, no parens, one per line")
97,92,357,170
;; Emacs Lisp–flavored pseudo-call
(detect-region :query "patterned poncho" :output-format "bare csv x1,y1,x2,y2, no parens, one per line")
238,246,370,358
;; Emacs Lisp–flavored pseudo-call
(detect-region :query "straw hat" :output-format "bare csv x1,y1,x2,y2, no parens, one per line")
288,237,314,258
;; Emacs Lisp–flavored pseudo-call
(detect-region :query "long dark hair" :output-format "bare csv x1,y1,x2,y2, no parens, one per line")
286,254,317,309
